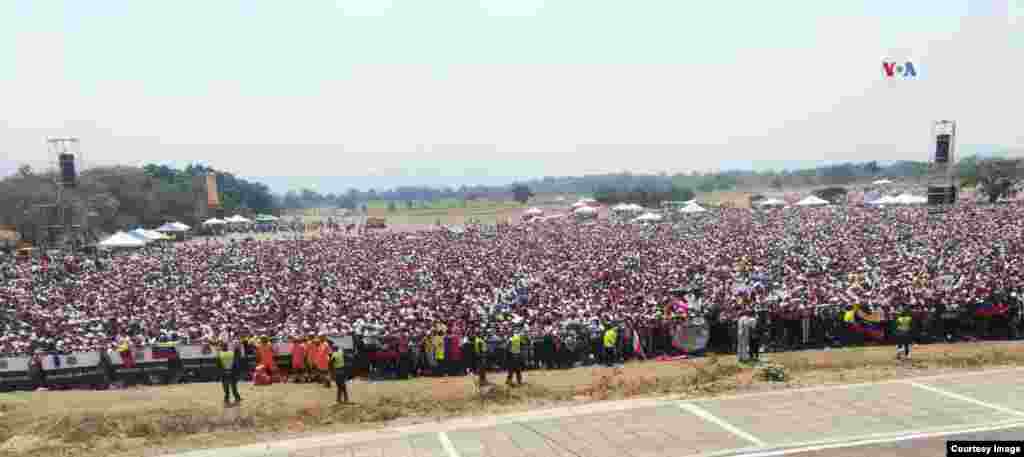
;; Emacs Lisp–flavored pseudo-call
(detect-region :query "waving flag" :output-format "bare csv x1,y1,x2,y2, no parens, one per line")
976,302,1010,317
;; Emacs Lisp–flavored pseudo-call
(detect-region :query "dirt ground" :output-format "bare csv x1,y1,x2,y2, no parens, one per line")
3,341,1024,457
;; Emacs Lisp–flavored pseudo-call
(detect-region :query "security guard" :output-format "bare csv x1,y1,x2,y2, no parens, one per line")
215,341,243,406
474,332,488,385
329,344,349,403
506,330,524,386
603,325,618,367
895,308,913,360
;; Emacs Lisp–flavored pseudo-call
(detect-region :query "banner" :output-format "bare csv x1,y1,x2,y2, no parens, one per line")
206,174,220,209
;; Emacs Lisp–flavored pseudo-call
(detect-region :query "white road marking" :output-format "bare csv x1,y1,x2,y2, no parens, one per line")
678,402,766,447
904,380,1024,417
722,420,1024,457
438,431,461,457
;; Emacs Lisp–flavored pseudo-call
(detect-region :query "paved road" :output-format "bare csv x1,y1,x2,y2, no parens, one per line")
163,367,1024,457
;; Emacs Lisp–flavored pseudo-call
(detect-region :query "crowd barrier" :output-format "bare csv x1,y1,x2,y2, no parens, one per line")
0,355,35,391
41,352,107,387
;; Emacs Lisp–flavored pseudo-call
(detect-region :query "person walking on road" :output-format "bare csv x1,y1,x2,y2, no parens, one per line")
895,308,913,360
216,341,243,406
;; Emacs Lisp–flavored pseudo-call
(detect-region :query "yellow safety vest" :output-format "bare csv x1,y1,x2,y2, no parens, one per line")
218,351,235,371
474,337,485,354
434,335,445,360
843,310,855,323
604,329,617,348
896,316,912,333
331,350,345,369
509,335,522,355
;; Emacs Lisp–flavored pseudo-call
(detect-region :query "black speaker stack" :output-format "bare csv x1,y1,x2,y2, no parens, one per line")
58,153,77,188
927,186,957,205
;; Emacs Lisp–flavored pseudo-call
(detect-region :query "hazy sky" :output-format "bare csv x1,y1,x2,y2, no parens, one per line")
0,0,1021,189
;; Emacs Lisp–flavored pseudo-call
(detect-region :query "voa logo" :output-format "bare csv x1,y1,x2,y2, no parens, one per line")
882,61,917,78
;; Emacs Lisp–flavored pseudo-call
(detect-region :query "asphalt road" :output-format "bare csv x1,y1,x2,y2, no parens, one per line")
780,427,1024,457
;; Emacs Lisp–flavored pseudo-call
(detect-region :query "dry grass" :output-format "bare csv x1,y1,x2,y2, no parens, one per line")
3,341,1024,456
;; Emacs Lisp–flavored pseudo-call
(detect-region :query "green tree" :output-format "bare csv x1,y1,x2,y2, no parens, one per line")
977,158,1023,203
387,201,398,212
405,200,414,209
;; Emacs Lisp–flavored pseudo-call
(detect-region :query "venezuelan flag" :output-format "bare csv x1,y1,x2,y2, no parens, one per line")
852,305,885,341
152,346,178,360
975,302,1010,318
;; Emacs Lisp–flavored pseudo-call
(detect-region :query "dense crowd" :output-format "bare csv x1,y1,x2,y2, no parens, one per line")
2,203,1023,356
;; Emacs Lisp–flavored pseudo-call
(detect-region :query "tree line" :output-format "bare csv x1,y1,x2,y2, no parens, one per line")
0,163,275,244
1,155,1019,244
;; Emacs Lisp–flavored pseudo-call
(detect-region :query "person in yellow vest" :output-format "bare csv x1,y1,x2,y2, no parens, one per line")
329,343,349,403
506,330,524,386
433,332,446,376
895,308,913,360
473,332,488,385
603,325,618,367
215,341,242,406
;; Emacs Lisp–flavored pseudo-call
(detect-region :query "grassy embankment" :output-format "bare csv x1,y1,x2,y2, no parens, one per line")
2,341,1024,456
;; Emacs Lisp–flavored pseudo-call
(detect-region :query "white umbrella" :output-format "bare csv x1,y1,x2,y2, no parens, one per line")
795,195,829,206
225,215,252,223
203,218,226,225
573,206,598,214
99,231,149,249
524,207,544,215
156,222,191,232
872,179,893,185
679,203,707,213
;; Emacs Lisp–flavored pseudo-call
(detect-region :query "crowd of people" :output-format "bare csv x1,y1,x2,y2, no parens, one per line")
2,203,1023,360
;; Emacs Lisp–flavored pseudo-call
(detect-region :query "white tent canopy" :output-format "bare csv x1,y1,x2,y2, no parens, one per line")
612,203,643,212
757,198,786,207
795,195,829,206
99,231,149,249
872,179,894,185
635,212,663,222
894,193,927,205
679,203,707,213
573,206,598,214
524,207,544,215
870,195,899,205
156,222,191,232
225,215,251,223
203,218,226,225
130,228,167,241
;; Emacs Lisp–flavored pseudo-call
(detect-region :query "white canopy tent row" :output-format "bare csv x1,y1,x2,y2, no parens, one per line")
98,231,150,249
795,195,829,207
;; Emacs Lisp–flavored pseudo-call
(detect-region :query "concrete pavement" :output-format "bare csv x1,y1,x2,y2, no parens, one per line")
161,367,1024,457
